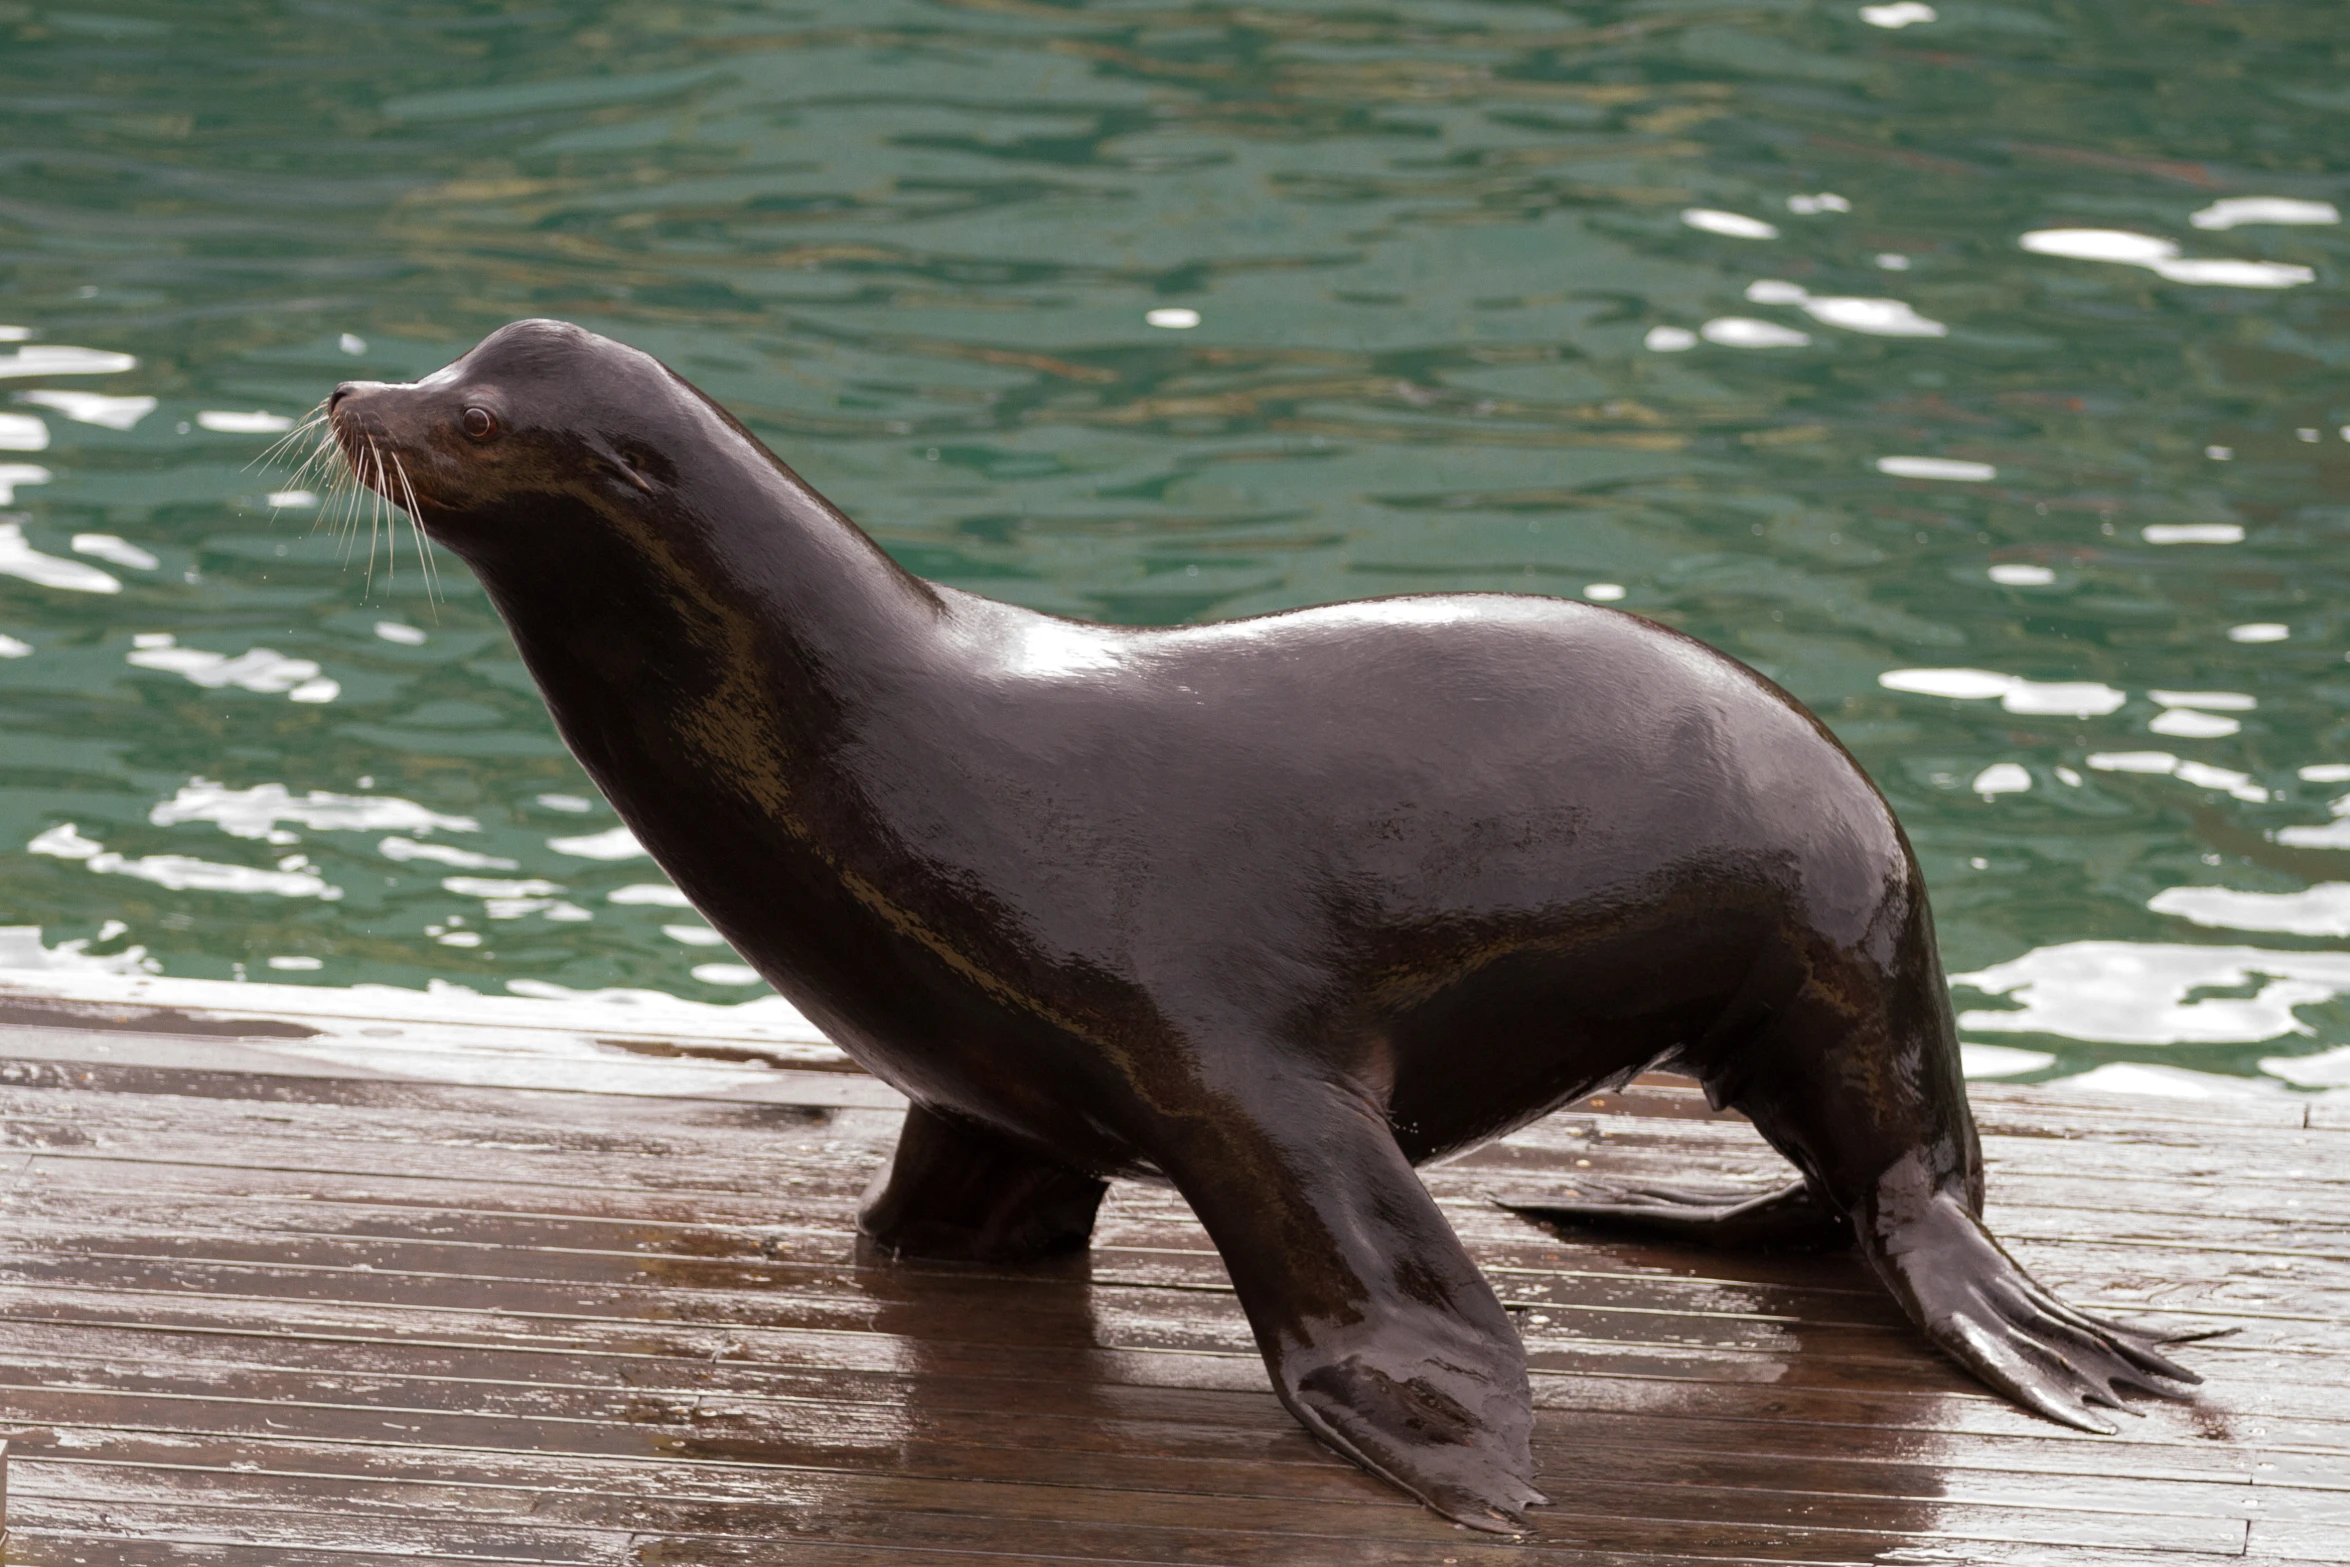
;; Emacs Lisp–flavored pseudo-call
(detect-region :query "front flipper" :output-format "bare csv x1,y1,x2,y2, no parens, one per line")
1501,1177,1854,1253
1861,1157,2200,1432
1154,1077,1544,1532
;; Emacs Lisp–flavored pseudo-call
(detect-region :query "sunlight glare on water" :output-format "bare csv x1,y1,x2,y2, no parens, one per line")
0,0,2346,1095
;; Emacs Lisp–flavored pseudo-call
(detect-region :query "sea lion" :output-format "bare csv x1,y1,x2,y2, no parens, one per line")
327,320,2199,1532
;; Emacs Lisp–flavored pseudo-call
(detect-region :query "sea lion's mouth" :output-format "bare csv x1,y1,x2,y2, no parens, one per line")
325,401,436,516
264,387,452,595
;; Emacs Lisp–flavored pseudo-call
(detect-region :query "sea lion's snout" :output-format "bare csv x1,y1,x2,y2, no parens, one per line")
326,364,531,529
326,379,442,512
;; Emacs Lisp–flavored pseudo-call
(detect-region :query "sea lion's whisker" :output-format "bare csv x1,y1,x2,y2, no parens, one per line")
253,415,322,472
389,452,441,612
375,449,402,593
316,452,355,550
334,476,363,561
365,435,396,592
311,418,364,549
291,426,343,491
332,440,363,551
251,403,329,472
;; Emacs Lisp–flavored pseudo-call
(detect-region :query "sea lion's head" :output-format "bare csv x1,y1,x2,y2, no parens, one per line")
326,319,701,559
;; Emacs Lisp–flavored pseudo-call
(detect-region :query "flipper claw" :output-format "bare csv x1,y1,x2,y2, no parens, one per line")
1865,1181,2202,1430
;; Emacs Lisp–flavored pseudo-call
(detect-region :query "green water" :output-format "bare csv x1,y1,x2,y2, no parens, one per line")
4,0,2348,1091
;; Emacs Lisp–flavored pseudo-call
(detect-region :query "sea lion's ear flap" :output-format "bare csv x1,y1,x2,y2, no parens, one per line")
599,441,665,495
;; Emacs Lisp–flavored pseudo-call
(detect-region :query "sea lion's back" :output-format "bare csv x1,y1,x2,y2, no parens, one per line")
1151,594,1903,903
914,592,1908,961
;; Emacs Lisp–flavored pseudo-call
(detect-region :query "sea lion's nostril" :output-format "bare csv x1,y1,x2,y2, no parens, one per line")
329,383,357,411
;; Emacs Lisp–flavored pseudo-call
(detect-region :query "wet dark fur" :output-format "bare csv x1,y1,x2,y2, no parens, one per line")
331,321,2200,1532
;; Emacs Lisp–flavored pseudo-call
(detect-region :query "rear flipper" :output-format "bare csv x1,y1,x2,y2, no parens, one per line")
1501,1177,1853,1253
1501,1167,2202,1431
1858,1161,2201,1433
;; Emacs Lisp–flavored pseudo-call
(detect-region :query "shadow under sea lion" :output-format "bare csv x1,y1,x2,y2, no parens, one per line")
326,319,2200,1533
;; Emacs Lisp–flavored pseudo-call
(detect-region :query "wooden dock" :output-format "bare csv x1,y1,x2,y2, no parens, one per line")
0,1001,2343,1565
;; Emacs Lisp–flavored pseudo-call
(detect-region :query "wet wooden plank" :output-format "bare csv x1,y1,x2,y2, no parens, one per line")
0,1453,2262,1557
0,1347,2274,1521
0,1020,2337,1564
15,1283,2339,1457
4,1196,2338,1372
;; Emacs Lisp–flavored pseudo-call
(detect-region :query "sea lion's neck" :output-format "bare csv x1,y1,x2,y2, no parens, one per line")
467,452,951,837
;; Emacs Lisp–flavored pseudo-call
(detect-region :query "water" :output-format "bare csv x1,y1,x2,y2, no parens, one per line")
3,0,2347,1097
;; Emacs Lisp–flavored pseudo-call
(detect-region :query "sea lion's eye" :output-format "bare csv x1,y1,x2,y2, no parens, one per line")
460,407,498,440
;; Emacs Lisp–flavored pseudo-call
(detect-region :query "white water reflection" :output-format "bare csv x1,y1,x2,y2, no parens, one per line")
2149,709,2239,739
1879,667,2125,717
1699,317,1809,348
0,468,54,507
0,412,48,451
2065,1062,2287,1101
2019,228,2314,289
0,345,138,378
127,634,338,702
610,883,692,906
29,823,342,899
1955,941,2350,1046
548,824,647,860
2149,690,2254,711
443,875,591,922
2083,750,2267,803
72,533,157,570
2150,883,2350,938
0,521,113,590
18,390,155,429
1743,279,1946,337
2266,1049,2350,1090
2277,791,2350,849
1681,208,1778,239
0,924,852,1099
1804,297,1942,336
1972,763,2030,796
194,409,294,434
1877,457,1994,481
379,836,516,870
152,777,478,842
2144,523,2243,543
1960,1043,2054,1078
2191,197,2339,230
0,455,56,500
